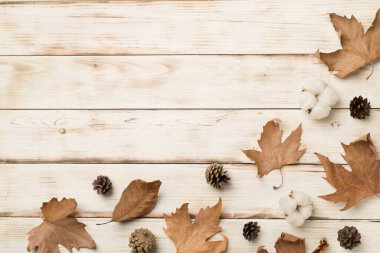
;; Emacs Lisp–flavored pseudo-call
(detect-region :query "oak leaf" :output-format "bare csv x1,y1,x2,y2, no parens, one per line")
242,119,305,189
27,198,96,253
316,134,380,210
112,179,162,222
317,9,380,78
164,198,228,253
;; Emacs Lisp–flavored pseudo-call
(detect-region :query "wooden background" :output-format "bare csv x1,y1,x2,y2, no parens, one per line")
1,1,380,252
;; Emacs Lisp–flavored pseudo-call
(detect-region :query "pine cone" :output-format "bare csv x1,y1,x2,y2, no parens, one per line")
92,175,112,194
205,163,230,189
129,228,156,253
337,226,361,250
243,221,260,241
350,96,370,120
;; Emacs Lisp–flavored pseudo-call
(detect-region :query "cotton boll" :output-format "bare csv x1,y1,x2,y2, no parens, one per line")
298,204,313,219
299,91,317,111
286,212,305,227
302,80,326,95
308,103,331,120
318,86,339,106
279,195,297,215
292,191,312,206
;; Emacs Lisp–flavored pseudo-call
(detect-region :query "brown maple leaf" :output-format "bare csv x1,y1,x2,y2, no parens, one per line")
317,9,380,78
242,119,305,189
164,198,228,253
316,134,380,210
27,198,96,253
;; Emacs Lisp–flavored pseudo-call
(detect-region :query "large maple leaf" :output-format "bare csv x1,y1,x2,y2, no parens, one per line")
164,198,228,253
27,198,96,253
317,9,380,78
242,119,305,189
316,134,380,210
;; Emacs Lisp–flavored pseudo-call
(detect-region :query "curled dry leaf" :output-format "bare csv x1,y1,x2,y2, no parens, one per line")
312,238,329,253
164,198,228,253
316,134,380,210
317,9,380,78
275,233,305,253
257,246,269,253
242,119,305,189
111,179,162,222
27,198,96,253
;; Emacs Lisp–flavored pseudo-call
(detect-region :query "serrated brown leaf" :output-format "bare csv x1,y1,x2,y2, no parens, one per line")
242,119,305,188
27,198,96,253
112,179,161,222
164,198,228,253
316,134,380,210
317,9,380,78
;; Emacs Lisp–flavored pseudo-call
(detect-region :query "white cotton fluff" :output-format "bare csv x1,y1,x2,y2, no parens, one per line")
299,80,339,120
279,191,313,227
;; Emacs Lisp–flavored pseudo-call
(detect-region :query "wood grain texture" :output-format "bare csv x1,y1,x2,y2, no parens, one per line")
0,55,379,109
1,164,380,220
0,1,379,55
1,218,379,252
0,109,377,163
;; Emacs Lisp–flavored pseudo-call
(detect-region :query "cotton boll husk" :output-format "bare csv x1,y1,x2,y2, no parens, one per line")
292,191,312,206
286,212,305,227
299,91,317,111
279,195,297,215
308,103,331,120
318,86,339,106
298,205,313,219
302,80,326,95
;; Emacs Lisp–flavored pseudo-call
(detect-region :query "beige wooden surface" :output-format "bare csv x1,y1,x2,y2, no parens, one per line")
1,0,380,252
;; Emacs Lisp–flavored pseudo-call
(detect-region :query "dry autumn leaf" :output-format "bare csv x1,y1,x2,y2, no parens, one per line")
242,119,305,189
164,198,228,253
112,179,162,222
27,198,96,253
316,134,380,210
317,9,380,78
273,233,328,253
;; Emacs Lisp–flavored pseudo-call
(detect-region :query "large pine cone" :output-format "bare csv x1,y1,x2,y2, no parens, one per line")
129,228,156,253
205,163,230,189
337,226,361,250
243,221,260,241
92,175,112,194
350,96,370,120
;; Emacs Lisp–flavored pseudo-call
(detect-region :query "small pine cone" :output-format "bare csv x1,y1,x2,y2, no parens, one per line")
243,221,260,241
337,226,361,250
350,96,370,120
205,163,230,189
92,175,112,194
129,228,156,253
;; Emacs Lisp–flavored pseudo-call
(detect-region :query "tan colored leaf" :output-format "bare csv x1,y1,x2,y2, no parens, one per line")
112,179,161,222
242,119,305,189
275,233,305,253
312,238,329,253
257,246,269,253
27,198,96,253
164,198,228,253
317,9,380,78
316,134,380,210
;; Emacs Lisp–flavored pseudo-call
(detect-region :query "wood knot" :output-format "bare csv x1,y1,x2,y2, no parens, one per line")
58,128,67,134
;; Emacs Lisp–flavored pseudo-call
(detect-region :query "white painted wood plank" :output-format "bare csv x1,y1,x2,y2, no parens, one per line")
1,164,380,220
0,56,379,109
0,1,378,55
0,109,377,163
1,218,378,252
